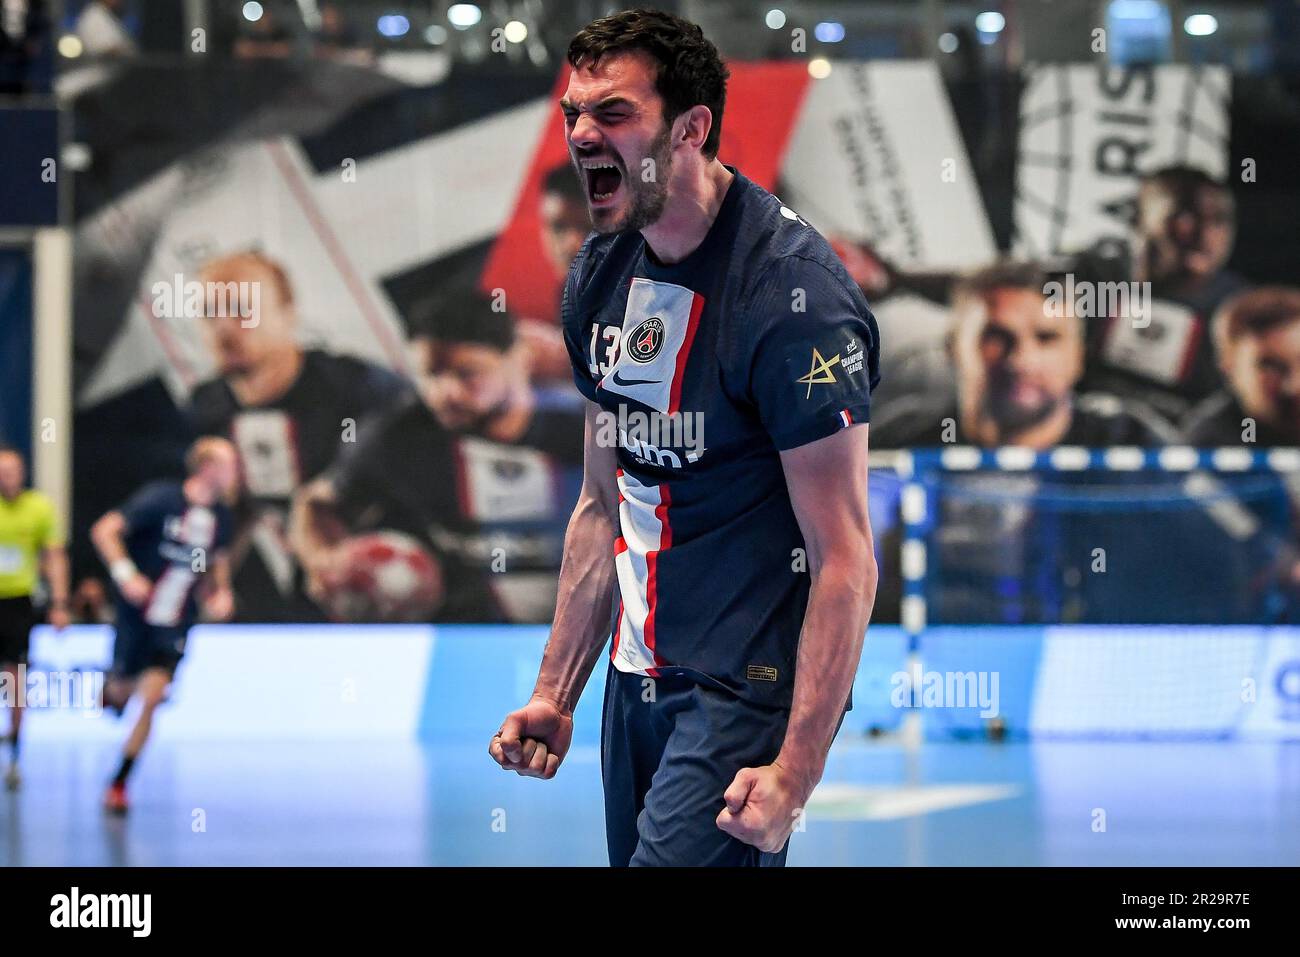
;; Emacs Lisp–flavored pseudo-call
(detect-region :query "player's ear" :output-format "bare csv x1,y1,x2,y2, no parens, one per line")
675,105,714,155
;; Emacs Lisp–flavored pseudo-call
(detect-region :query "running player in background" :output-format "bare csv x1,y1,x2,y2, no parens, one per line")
90,437,237,814
0,445,71,791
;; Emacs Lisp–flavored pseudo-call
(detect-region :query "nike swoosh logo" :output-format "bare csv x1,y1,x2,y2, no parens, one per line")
610,371,661,387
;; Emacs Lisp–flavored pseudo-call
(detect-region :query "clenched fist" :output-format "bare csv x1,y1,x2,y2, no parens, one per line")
715,762,810,854
488,697,574,780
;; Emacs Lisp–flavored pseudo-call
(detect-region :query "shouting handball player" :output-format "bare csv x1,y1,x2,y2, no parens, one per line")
490,9,881,866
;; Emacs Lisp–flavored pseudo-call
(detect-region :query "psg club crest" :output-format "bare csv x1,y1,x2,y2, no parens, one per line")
627,316,665,363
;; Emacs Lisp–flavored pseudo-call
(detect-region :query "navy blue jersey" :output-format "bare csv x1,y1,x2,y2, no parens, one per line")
329,393,584,623
188,349,412,507
116,480,234,629
561,168,880,708
188,349,411,621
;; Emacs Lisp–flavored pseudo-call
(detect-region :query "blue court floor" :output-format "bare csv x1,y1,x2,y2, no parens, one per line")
3,735,1298,866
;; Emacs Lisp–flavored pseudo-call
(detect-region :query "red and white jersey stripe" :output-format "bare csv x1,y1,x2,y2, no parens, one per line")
144,505,216,627
611,468,672,676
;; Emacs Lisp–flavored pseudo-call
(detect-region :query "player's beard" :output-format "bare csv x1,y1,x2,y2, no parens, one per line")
1266,395,1300,440
985,377,1063,434
213,343,252,378
590,125,673,235
1145,233,1213,290
446,395,512,435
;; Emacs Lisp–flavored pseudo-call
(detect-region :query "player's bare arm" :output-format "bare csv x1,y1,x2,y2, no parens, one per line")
716,424,877,853
202,550,235,622
488,399,619,779
90,511,152,608
287,477,346,599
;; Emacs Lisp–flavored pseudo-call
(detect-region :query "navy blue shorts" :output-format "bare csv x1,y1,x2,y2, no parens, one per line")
112,607,188,679
600,663,793,867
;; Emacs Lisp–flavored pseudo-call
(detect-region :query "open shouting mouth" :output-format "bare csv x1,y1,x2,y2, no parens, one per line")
581,158,624,207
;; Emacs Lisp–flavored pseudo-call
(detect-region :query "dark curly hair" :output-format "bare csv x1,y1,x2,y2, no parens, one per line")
567,9,730,160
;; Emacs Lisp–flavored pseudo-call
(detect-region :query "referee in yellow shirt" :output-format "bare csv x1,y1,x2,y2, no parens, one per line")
0,445,71,791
